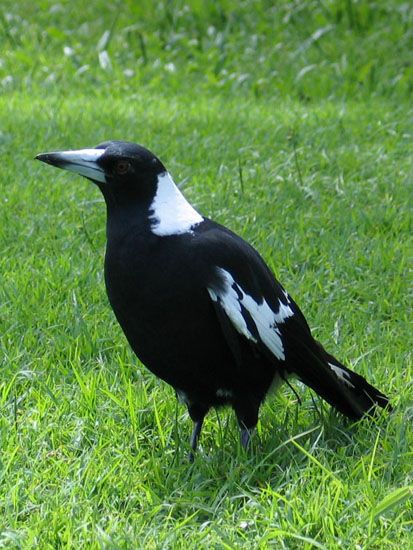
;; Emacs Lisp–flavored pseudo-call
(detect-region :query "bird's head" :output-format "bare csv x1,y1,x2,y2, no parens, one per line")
36,140,203,235
36,140,166,205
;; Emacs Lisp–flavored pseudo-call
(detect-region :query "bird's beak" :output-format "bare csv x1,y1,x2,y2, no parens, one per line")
35,149,106,183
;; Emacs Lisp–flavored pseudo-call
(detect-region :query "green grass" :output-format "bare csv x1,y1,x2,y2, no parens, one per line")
1,1,412,548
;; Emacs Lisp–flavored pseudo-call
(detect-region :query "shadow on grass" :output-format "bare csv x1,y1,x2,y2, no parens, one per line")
150,393,395,493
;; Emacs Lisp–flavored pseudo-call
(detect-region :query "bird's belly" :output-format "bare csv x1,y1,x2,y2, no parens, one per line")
107,276,234,383
106,278,276,404
104,242,278,404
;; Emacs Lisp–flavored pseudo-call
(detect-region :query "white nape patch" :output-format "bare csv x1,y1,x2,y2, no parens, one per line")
216,388,233,398
208,268,294,361
149,172,203,236
54,148,106,183
328,362,355,388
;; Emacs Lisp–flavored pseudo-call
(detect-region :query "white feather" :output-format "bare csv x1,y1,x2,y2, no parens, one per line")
176,389,190,404
328,362,355,388
208,268,294,361
149,172,203,236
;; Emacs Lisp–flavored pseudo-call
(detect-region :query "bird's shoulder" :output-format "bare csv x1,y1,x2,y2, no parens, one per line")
192,218,311,332
193,219,282,298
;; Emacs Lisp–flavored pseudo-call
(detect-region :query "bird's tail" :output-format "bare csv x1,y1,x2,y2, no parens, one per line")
318,346,391,419
291,338,391,420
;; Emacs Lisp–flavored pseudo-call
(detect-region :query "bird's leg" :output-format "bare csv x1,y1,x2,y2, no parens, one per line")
240,424,254,449
189,419,204,463
187,403,209,463
234,398,260,451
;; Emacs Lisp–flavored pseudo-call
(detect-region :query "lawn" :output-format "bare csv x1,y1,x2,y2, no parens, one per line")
0,1,412,548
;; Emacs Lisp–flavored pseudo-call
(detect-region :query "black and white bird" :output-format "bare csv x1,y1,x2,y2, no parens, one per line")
36,141,390,458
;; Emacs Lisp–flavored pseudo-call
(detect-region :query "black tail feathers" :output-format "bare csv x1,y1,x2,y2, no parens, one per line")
314,346,391,420
284,329,391,420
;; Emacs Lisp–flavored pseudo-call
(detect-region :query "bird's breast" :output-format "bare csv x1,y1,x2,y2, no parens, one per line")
103,234,220,368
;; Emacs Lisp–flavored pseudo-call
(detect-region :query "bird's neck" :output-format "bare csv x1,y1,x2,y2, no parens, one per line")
148,172,203,236
104,172,203,242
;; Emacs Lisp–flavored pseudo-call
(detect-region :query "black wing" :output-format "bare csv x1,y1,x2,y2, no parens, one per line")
194,220,389,418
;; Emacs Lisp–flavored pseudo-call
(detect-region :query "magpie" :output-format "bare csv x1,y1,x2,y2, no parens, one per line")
36,141,390,458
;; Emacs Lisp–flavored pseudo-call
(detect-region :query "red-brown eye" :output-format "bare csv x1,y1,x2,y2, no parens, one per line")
115,160,131,175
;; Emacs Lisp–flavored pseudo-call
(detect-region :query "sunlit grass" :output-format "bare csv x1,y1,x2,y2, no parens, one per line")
0,1,412,547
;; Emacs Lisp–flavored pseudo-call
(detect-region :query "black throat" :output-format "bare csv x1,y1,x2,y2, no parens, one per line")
98,172,159,242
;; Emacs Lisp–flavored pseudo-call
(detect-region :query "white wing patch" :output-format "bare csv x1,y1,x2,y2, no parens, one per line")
328,362,355,388
149,172,204,236
208,268,294,361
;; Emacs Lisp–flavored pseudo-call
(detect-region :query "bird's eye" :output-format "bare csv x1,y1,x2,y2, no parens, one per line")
115,160,131,175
